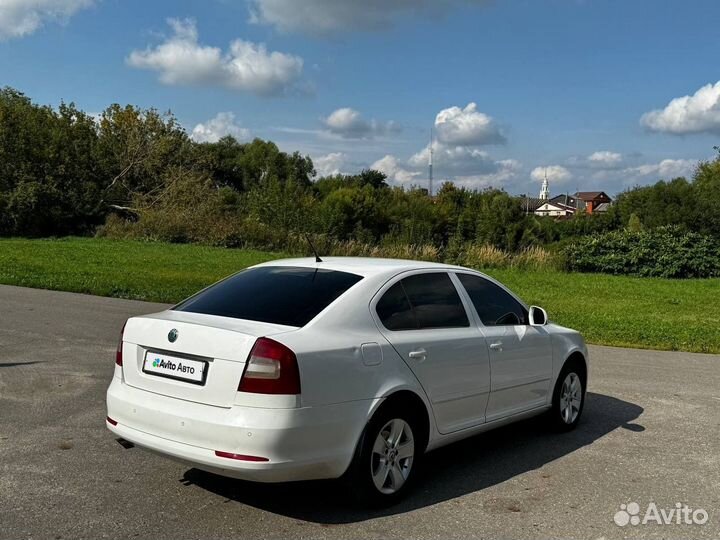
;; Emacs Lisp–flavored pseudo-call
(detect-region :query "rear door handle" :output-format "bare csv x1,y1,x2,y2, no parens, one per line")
408,349,427,361
489,341,503,351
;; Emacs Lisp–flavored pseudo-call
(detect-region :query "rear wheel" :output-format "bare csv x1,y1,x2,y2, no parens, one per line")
346,406,422,506
549,362,585,431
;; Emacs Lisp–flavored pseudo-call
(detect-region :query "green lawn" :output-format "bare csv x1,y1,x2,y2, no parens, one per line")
486,268,720,354
1,237,718,354
0,237,283,303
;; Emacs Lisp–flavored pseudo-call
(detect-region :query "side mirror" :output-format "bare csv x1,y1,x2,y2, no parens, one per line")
529,306,548,326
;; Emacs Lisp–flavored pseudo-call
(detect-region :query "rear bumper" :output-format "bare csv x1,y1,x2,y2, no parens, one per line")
106,377,375,482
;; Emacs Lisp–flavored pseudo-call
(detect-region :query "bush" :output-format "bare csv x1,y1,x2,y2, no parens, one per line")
564,226,720,278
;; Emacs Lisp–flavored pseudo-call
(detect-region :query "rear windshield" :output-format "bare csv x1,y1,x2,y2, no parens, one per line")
174,266,363,327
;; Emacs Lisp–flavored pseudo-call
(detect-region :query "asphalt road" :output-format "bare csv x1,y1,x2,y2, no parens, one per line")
1,284,719,540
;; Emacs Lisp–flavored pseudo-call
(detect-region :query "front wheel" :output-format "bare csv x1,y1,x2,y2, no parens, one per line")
549,364,585,431
345,407,421,506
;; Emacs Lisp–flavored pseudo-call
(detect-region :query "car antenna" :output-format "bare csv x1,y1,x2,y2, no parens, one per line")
304,234,323,263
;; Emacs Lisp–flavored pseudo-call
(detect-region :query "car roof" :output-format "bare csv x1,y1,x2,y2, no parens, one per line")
251,257,471,278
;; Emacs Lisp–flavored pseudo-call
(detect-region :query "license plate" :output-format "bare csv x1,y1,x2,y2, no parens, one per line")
142,351,208,385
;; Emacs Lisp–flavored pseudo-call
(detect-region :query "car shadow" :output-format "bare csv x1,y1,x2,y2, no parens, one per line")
0,361,44,368
181,392,643,523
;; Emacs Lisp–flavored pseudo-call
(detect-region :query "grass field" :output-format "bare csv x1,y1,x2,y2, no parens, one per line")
0,237,282,302
1,237,718,354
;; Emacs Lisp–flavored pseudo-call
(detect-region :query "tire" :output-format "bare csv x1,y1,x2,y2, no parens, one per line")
345,404,423,507
548,361,586,431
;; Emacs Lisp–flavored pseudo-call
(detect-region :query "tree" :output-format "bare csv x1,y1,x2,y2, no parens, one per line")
356,169,388,189
192,135,246,190
627,213,643,232
233,139,314,191
475,190,530,251
691,158,720,237
244,176,317,239
95,104,191,207
0,88,103,235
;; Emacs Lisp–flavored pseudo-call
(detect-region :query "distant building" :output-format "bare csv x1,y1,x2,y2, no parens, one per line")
535,201,576,217
539,172,550,200
523,173,613,217
550,193,581,209
594,202,611,213
523,197,545,213
574,191,612,214
526,182,613,218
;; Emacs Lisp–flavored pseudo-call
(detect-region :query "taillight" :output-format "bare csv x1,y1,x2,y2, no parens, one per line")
115,321,127,366
238,337,301,395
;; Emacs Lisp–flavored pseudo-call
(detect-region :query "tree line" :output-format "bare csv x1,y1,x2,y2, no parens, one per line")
1,86,719,261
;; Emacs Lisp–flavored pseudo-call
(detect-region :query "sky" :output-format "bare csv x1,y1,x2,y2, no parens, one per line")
1,0,719,197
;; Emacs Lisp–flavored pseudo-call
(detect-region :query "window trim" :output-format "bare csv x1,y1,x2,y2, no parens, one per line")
451,270,530,328
370,269,476,333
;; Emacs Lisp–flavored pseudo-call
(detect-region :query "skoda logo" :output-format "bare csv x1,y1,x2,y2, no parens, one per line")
168,329,178,343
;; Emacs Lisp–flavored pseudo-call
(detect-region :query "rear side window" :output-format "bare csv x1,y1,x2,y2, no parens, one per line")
174,266,363,327
376,272,469,330
376,282,416,331
457,273,528,326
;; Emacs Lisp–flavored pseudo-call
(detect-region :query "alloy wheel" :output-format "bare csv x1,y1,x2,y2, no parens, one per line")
370,418,415,494
560,372,582,424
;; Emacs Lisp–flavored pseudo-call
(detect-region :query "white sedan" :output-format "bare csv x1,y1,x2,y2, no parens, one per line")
106,257,588,505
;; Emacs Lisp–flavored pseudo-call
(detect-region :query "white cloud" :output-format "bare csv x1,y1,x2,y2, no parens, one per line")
371,154,420,184
452,160,523,190
400,143,522,189
531,165,572,184
622,159,696,181
249,0,489,35
409,143,499,175
127,18,304,96
314,152,347,177
322,107,400,139
641,81,720,135
191,112,250,143
434,102,505,146
0,0,92,40
588,151,623,166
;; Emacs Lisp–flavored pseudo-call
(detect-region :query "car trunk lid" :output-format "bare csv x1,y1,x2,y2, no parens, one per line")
121,310,296,408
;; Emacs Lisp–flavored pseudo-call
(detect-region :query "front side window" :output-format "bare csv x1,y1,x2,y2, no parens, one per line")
457,273,528,326
174,266,363,327
376,272,469,330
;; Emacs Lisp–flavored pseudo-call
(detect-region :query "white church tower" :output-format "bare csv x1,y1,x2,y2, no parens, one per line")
540,169,550,200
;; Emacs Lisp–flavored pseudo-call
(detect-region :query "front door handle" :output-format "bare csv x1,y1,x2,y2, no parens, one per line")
408,349,427,361
489,341,503,351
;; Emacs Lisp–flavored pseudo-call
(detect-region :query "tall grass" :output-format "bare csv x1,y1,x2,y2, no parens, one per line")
458,243,561,271
513,245,563,270
462,244,510,268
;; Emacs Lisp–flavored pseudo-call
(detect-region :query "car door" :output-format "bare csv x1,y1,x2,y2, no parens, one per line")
372,271,491,434
455,272,553,422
